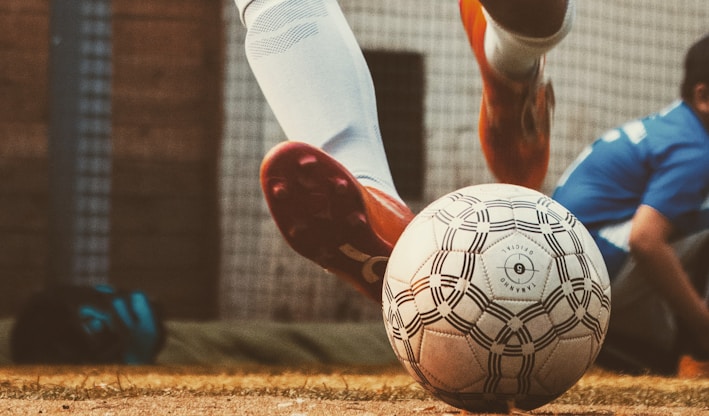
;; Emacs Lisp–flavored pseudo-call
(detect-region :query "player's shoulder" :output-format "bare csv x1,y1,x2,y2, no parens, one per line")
638,101,709,158
649,100,707,138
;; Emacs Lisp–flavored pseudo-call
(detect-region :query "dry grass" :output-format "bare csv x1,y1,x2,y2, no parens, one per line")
0,365,707,415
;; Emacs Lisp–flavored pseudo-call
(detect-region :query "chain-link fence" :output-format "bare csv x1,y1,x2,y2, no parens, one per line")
219,0,708,321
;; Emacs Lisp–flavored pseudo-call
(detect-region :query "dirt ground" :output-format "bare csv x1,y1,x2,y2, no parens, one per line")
2,396,708,416
0,365,707,415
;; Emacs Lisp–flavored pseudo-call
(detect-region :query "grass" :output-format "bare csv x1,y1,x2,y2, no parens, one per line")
0,365,707,411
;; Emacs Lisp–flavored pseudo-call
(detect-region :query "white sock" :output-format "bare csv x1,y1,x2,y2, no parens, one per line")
483,0,575,79
238,0,401,200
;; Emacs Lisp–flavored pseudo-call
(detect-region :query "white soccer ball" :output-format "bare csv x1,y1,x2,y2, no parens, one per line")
383,183,611,412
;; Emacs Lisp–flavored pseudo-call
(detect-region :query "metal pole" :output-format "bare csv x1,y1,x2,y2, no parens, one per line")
48,0,112,286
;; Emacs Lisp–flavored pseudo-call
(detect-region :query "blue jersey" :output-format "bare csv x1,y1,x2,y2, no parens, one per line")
553,101,709,278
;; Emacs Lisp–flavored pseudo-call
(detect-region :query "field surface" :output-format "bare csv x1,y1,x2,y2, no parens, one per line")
0,321,708,415
0,365,708,415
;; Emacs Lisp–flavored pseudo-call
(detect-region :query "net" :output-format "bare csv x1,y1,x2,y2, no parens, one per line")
219,0,709,320
49,0,113,286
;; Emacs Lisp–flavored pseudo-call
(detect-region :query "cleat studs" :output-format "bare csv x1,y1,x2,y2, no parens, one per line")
287,223,307,239
347,212,368,227
296,154,320,189
332,177,349,194
271,182,289,200
298,154,318,168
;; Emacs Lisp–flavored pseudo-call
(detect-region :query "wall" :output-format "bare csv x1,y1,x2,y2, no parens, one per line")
0,0,223,319
0,0,50,315
111,0,223,319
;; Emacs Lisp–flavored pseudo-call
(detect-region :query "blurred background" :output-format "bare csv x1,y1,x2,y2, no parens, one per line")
0,0,707,323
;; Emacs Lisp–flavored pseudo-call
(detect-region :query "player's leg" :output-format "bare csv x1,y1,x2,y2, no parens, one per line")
459,0,575,190
234,0,414,302
595,261,680,375
237,0,397,197
675,230,709,377
598,230,709,376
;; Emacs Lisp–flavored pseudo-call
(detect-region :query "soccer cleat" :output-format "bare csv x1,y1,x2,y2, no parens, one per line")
677,355,709,378
459,0,555,190
260,141,415,302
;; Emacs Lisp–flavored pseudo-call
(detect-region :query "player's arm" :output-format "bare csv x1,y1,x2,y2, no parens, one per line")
629,204,709,353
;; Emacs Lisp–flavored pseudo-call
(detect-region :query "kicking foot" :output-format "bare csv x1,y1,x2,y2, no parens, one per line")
260,141,415,302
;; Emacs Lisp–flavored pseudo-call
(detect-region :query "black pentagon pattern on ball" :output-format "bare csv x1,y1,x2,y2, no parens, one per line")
383,187,611,412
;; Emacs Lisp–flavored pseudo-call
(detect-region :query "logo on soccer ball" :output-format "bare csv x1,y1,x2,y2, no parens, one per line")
383,184,611,413
502,252,537,285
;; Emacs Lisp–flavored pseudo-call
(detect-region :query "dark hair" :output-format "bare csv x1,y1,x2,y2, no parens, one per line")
11,285,166,365
681,34,709,101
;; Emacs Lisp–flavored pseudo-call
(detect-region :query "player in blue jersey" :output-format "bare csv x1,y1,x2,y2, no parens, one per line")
553,34,709,376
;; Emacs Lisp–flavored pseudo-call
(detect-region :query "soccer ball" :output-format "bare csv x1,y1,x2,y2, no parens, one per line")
382,184,611,412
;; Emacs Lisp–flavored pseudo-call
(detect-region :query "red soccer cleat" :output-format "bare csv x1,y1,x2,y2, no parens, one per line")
260,141,415,303
678,354,709,378
459,0,555,190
